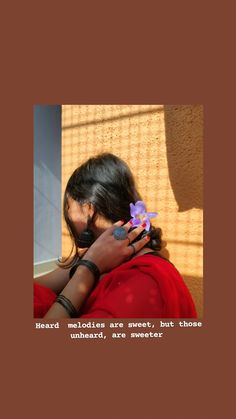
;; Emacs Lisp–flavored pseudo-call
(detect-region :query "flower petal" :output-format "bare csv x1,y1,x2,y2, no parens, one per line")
135,201,146,214
130,203,137,217
146,212,158,219
132,218,141,227
145,219,151,231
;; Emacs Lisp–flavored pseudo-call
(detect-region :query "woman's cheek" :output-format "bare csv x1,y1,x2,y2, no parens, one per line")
73,220,87,236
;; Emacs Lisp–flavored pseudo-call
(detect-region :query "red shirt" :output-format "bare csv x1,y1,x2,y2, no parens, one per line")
34,254,197,318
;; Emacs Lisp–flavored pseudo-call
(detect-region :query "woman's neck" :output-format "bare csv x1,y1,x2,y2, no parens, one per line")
133,247,155,259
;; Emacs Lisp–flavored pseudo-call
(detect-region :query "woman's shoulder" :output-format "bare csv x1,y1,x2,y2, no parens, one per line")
86,251,197,319
102,252,188,298
124,251,177,273
100,251,180,291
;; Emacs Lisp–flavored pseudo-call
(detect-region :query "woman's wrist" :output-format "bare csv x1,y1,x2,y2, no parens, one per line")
76,259,101,283
44,265,95,318
61,265,95,311
73,264,96,289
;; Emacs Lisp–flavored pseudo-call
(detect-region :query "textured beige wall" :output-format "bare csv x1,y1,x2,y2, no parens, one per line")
61,105,203,317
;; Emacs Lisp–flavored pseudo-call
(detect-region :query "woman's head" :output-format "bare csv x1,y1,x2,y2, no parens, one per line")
65,153,141,223
62,153,162,265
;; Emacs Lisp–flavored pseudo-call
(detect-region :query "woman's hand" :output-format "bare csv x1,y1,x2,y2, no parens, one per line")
82,220,150,274
43,221,149,319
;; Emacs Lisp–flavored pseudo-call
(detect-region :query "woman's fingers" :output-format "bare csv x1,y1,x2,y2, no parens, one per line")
111,220,148,244
128,234,150,257
127,223,146,242
112,220,132,232
101,220,125,237
107,220,147,245
113,220,125,227
84,219,150,273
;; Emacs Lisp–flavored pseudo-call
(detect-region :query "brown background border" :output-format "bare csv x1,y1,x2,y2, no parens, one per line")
1,1,235,418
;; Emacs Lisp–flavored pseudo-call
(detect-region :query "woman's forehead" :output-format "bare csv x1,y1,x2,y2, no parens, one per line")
67,195,74,205
67,196,80,209
67,196,87,214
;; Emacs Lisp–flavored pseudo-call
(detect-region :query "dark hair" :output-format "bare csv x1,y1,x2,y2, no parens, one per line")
60,153,162,267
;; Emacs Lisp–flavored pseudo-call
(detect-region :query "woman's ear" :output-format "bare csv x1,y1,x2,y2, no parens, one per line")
87,203,95,218
81,202,95,218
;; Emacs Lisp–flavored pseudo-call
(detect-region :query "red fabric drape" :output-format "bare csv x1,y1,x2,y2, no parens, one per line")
34,255,197,318
34,282,57,318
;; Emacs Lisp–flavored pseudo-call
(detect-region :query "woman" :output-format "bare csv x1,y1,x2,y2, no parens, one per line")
34,153,197,319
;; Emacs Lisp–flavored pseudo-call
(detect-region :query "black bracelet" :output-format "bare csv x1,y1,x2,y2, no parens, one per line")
69,263,80,279
55,295,78,318
76,259,101,283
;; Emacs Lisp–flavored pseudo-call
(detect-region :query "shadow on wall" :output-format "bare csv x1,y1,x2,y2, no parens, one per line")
164,105,203,211
183,275,203,318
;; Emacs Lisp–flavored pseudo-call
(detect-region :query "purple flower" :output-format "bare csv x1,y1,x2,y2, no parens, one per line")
129,201,158,231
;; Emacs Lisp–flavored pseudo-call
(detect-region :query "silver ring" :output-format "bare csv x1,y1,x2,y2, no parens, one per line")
113,226,128,240
129,243,136,256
